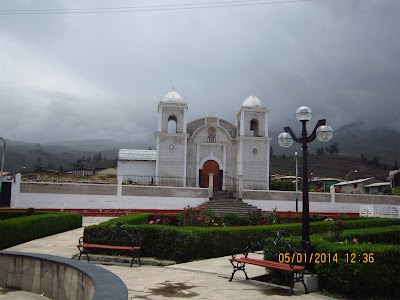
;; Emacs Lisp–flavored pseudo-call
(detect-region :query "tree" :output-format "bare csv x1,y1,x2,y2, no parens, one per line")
47,161,55,170
35,157,43,171
325,143,339,155
316,147,325,155
58,165,65,172
393,158,399,170
361,153,368,165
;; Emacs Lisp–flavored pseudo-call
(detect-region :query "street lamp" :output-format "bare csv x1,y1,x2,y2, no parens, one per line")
346,169,357,185
0,137,6,199
295,152,299,212
278,106,333,257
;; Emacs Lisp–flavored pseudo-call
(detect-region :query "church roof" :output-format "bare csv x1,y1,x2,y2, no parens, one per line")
243,93,262,107
163,89,183,102
118,149,157,161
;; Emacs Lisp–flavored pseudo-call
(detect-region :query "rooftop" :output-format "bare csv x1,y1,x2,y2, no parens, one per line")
118,149,157,161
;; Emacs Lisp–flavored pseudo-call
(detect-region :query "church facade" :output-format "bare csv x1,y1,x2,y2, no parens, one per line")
118,90,271,191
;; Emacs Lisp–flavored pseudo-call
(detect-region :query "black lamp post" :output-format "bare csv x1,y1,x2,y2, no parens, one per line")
278,107,333,255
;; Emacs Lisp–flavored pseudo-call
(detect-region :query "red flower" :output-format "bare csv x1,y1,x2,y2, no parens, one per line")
351,238,358,244
337,220,344,226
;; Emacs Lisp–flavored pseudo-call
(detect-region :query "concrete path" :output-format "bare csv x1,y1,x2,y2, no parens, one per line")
3,217,334,300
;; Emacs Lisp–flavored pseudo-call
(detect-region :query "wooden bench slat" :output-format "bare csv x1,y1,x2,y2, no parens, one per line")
228,231,309,295
77,244,141,251
229,257,305,272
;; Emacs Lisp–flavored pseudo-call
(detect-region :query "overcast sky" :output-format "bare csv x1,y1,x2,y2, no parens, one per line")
0,0,399,146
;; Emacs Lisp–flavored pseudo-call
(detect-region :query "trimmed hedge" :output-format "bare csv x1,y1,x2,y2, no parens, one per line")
90,214,400,262
0,213,82,249
311,238,400,299
340,225,400,245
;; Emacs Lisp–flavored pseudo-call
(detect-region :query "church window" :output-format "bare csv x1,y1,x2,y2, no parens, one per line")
168,115,178,133
250,119,259,137
207,127,216,143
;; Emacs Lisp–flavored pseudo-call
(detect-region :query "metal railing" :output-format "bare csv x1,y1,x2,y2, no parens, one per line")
360,205,400,218
120,175,198,188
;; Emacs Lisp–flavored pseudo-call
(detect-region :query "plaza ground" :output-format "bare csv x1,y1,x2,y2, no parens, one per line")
2,217,335,300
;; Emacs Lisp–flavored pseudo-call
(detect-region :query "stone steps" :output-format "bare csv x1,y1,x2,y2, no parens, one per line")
200,191,262,216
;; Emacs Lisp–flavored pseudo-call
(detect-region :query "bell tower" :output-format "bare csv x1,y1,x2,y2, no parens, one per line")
236,93,271,190
155,89,188,186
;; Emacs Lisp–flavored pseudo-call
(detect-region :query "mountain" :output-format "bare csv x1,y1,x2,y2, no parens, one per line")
2,123,399,173
1,139,146,172
271,122,400,165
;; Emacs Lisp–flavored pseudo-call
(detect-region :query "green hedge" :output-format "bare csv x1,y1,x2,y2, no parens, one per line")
340,225,400,245
311,237,400,299
0,213,82,249
89,215,400,262
0,211,28,220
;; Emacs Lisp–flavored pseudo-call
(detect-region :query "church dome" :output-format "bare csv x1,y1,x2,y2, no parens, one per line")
163,90,183,102
242,93,262,107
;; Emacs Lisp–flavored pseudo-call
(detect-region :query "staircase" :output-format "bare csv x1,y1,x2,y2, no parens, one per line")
200,190,261,216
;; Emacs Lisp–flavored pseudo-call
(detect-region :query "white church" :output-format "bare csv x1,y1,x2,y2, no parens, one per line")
118,90,271,191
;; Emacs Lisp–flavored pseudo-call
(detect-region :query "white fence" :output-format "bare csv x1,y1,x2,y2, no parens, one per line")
360,205,400,218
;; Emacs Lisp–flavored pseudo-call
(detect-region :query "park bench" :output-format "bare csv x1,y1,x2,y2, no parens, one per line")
229,230,309,295
77,222,142,267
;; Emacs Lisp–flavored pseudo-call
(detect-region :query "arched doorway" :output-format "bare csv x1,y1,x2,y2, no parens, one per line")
200,160,222,190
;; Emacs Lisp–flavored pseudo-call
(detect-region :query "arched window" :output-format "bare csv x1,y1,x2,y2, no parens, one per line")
168,115,177,133
250,119,259,137
207,127,216,143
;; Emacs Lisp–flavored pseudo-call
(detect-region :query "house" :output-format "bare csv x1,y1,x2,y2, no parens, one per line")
117,149,157,184
389,170,400,189
363,182,391,195
311,178,342,191
334,177,380,194
71,168,96,176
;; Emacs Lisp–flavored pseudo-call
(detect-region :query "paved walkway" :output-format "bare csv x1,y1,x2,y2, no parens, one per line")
3,217,334,300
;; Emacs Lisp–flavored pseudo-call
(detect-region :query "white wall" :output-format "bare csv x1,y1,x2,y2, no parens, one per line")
243,199,364,214
117,160,156,182
12,193,205,210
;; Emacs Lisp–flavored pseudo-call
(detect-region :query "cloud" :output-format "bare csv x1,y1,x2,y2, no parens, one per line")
0,0,399,144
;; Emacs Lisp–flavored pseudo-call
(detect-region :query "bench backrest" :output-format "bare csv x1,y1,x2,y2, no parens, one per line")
248,230,309,263
87,223,143,247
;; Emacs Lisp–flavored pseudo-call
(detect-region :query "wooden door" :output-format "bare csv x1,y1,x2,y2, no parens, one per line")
201,160,221,190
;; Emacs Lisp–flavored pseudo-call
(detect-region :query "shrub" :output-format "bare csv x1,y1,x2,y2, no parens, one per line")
26,207,35,216
221,213,241,226
340,225,400,245
0,212,82,249
177,205,215,227
270,181,295,191
311,238,400,299
393,186,400,196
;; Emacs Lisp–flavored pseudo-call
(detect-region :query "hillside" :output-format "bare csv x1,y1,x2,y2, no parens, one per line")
271,154,393,182
1,122,399,176
271,122,400,165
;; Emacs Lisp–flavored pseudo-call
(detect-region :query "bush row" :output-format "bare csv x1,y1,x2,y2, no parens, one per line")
89,215,400,298
91,214,400,262
0,213,82,249
311,237,400,299
0,208,38,221
340,225,400,245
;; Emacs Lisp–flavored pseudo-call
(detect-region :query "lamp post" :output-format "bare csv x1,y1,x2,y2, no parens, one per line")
295,152,299,212
346,169,357,185
0,137,6,199
278,107,333,257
